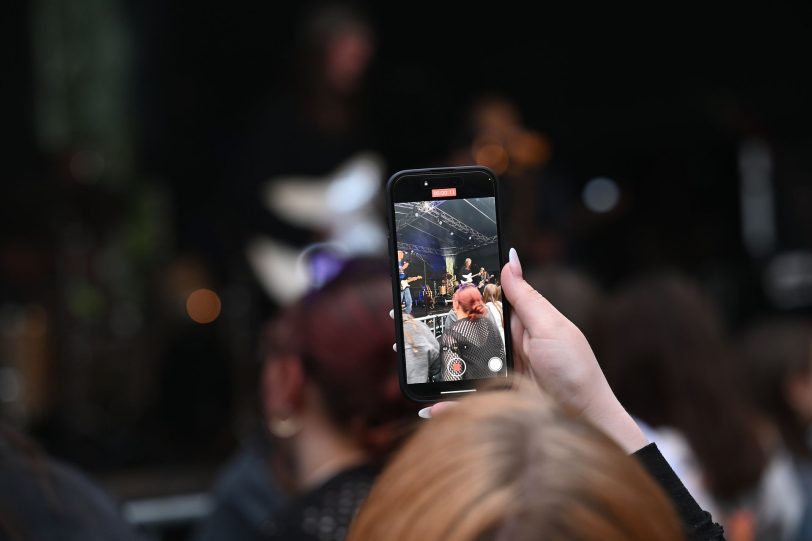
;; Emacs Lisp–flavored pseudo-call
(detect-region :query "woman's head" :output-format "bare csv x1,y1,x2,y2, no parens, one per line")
261,257,416,455
482,283,501,304
738,317,812,456
594,272,766,499
348,382,683,541
453,283,486,319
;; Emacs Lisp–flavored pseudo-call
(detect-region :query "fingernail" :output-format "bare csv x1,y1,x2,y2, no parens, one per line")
392,343,397,352
509,248,523,278
418,407,432,419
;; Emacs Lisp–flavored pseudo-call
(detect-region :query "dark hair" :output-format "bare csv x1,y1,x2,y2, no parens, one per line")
737,317,812,458
593,273,766,500
262,257,416,455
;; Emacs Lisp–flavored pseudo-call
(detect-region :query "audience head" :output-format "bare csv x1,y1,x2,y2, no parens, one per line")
738,316,812,457
348,381,684,541
453,283,486,319
482,283,501,304
261,257,416,457
594,272,766,500
523,264,602,340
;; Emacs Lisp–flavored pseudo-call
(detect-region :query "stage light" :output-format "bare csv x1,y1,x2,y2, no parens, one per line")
450,232,454,235
583,177,620,213
469,236,472,239
507,130,551,170
186,289,222,324
414,212,419,217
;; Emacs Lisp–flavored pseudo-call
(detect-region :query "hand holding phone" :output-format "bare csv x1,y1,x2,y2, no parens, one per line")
386,166,513,402
412,250,649,453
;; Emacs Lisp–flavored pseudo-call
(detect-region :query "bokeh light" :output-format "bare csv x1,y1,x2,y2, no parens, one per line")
473,141,509,175
186,289,222,324
582,177,620,213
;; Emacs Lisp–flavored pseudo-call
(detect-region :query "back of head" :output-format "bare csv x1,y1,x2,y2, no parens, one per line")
348,382,684,541
482,283,501,304
738,316,812,456
594,272,766,499
263,257,416,454
455,284,487,318
523,264,603,339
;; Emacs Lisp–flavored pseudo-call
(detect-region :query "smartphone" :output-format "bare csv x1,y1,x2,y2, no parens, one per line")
386,165,513,402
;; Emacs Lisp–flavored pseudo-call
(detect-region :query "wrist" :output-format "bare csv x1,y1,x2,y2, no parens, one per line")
584,395,649,454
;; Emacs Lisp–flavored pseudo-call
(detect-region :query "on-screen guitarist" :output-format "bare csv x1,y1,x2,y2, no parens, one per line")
459,257,474,284
398,250,420,314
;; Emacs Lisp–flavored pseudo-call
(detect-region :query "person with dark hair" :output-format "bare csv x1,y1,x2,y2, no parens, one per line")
438,282,505,381
193,257,418,541
738,317,812,541
0,424,142,541
223,1,385,313
593,273,770,535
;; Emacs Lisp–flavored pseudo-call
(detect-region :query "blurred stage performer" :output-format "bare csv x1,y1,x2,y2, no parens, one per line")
446,93,575,268
225,2,386,315
193,257,418,541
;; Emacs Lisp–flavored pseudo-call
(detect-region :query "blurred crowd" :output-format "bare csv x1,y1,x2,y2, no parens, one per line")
3,1,812,541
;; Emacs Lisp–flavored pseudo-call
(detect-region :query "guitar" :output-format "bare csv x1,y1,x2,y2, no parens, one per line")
400,276,422,291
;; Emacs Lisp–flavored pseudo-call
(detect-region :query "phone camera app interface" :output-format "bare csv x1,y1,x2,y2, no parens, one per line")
395,195,506,385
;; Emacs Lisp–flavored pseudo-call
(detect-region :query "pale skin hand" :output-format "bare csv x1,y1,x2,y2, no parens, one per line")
500,248,648,453
399,249,649,454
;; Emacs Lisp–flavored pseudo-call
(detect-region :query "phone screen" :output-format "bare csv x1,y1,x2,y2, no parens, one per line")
388,167,511,401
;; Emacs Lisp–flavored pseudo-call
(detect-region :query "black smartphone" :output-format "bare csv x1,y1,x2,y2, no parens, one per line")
386,165,513,402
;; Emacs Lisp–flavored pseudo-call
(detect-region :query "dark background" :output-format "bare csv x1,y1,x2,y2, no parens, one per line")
2,1,812,538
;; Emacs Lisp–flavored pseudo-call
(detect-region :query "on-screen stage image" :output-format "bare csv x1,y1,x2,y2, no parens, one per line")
394,198,506,384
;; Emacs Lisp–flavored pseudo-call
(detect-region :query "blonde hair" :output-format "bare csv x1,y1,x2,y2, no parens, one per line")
348,382,683,541
482,283,501,304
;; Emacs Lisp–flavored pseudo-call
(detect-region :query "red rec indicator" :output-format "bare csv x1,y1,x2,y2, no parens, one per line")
432,187,457,198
